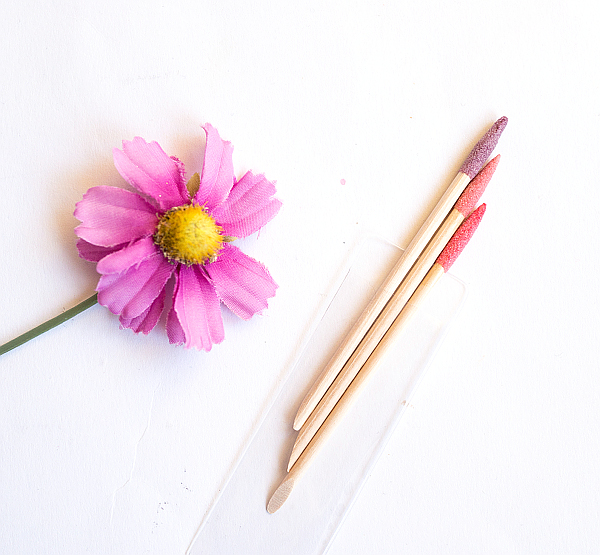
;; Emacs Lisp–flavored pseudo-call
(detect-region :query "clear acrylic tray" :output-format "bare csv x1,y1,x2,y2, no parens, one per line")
188,237,466,555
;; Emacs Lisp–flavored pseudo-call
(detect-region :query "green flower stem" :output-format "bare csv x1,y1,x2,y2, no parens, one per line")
0,293,98,356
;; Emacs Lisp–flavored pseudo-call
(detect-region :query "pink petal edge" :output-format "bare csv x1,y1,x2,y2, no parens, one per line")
96,236,159,275
169,265,225,351
113,137,189,212
166,306,186,346
194,124,235,210
205,243,278,320
76,238,125,263
97,252,174,320
211,171,282,238
120,286,167,334
74,186,159,247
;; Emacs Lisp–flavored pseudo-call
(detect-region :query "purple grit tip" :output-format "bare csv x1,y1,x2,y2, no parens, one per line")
459,116,508,179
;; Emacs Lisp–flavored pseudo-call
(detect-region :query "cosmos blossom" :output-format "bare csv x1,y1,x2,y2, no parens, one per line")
74,124,281,351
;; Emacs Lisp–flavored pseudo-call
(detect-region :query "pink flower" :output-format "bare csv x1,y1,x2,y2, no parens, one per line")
74,124,282,351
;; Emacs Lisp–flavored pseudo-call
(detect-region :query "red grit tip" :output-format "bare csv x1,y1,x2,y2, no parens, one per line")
459,117,507,178
436,203,486,272
454,155,500,217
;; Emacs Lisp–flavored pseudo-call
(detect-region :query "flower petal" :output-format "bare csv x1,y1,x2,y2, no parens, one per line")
120,286,166,334
97,251,174,320
205,244,277,320
96,236,159,275
76,238,125,263
211,171,282,238
74,186,159,247
194,124,234,210
166,304,186,345
113,137,189,211
166,271,186,345
169,265,224,351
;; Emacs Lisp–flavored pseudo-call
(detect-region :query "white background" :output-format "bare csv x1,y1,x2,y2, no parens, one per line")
1,1,599,554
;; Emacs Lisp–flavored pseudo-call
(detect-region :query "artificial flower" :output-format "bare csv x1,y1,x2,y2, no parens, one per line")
74,124,281,351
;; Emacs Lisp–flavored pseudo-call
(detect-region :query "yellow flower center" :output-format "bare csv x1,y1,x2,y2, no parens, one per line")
154,204,224,265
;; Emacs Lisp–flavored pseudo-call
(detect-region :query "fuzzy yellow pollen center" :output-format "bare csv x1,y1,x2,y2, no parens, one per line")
154,204,224,265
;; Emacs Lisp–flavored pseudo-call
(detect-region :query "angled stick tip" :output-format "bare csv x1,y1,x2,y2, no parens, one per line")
267,475,296,514
293,398,311,430
292,415,303,431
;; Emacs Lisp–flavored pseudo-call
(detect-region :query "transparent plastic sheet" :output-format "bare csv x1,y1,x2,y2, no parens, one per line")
187,237,466,555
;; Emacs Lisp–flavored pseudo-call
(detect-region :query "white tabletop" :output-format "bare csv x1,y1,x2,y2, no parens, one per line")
1,2,599,554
